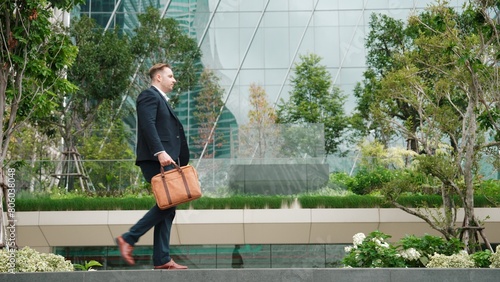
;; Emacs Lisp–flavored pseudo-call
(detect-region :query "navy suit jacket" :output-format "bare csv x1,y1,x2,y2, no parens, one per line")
135,86,189,167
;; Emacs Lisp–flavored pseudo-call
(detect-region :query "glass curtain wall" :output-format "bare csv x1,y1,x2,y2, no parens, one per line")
71,0,468,154
69,0,469,190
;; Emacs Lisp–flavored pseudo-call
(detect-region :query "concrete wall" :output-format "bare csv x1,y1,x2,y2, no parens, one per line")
7,208,500,252
1,268,500,282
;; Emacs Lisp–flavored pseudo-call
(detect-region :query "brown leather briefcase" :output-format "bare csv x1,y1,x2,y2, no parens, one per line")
151,164,202,209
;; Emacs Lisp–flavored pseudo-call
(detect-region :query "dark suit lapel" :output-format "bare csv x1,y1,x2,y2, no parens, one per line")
150,86,180,122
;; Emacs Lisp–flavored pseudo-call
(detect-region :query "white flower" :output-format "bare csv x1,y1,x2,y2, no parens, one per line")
344,246,354,253
400,248,421,261
490,245,500,268
353,233,366,246
379,242,390,248
0,247,74,273
371,238,389,248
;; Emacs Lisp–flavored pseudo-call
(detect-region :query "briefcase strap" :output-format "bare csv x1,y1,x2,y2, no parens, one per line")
160,165,192,205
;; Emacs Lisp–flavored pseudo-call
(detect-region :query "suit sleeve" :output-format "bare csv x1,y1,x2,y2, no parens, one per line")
137,91,164,156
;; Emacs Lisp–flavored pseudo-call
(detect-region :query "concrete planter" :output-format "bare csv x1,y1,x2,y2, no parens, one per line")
1,268,500,282
9,208,500,251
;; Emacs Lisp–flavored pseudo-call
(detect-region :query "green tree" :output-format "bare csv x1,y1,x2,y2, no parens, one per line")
239,83,277,160
40,15,134,191
368,1,500,252
351,13,417,149
192,68,225,159
276,53,348,156
78,121,137,191
0,0,83,247
130,7,203,106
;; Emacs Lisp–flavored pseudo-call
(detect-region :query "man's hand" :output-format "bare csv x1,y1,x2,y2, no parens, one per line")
157,151,175,167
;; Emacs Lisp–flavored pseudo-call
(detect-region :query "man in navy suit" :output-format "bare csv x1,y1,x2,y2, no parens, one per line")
116,63,189,270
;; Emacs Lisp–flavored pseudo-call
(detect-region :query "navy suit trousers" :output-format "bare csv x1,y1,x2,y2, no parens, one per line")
121,161,177,266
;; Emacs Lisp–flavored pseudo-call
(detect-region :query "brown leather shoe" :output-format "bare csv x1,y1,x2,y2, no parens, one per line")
116,236,135,265
154,259,188,270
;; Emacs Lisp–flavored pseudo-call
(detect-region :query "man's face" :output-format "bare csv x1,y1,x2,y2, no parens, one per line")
159,67,176,93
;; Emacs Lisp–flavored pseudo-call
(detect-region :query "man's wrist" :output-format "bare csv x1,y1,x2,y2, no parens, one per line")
154,150,166,157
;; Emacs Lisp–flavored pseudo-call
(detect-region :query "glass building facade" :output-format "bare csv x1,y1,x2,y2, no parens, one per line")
61,0,471,269
56,244,347,269
72,0,468,126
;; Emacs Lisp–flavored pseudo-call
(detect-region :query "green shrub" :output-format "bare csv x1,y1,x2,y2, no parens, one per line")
471,250,492,268
298,195,384,208
349,166,396,195
398,234,465,266
476,179,500,206
328,172,352,190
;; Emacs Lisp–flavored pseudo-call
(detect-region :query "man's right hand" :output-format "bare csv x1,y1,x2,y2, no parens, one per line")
157,151,175,167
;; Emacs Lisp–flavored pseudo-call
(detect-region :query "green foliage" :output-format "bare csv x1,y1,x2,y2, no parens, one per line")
349,166,397,195
73,260,102,271
328,172,351,188
298,195,384,208
398,234,464,267
12,180,500,211
14,192,294,210
471,250,492,268
78,122,138,191
276,53,348,155
57,14,135,154
476,180,500,206
351,3,500,252
415,154,459,185
16,195,156,211
1,0,81,169
131,7,203,103
68,15,133,105
351,13,409,145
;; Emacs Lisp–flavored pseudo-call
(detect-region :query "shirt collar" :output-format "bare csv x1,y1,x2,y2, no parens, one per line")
151,85,169,101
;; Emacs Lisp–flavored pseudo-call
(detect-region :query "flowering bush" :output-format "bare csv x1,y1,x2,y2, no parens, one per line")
342,231,472,268
0,247,73,272
342,231,406,267
426,251,475,268
490,245,500,268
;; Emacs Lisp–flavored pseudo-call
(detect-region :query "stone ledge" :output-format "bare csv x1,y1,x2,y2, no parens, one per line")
6,208,500,250
1,268,500,282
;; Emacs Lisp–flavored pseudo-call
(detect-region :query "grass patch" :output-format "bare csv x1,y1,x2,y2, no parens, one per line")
15,195,293,211
299,195,385,208
16,196,157,211
12,194,500,211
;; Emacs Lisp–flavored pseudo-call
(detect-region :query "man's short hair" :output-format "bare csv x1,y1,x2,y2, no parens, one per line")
149,63,171,79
